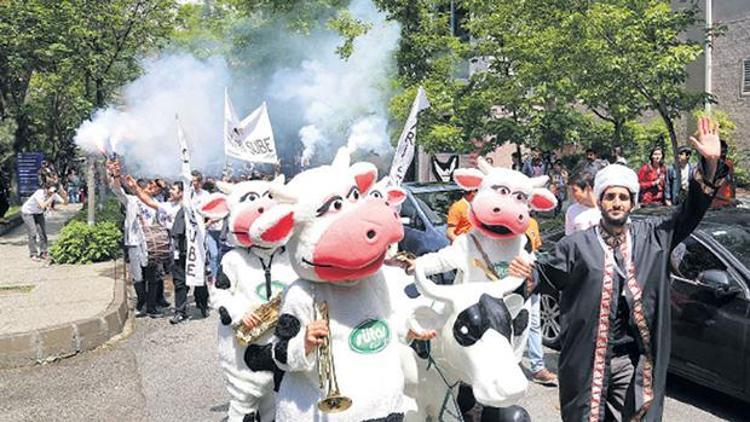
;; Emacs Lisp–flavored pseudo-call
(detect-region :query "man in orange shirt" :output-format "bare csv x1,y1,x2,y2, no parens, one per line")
446,190,477,242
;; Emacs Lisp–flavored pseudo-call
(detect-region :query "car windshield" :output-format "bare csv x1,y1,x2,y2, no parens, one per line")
412,190,463,226
708,226,750,265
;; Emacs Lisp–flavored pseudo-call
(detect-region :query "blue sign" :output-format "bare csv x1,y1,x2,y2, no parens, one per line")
16,152,43,196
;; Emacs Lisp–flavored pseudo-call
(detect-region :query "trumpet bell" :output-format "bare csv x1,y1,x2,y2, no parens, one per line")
317,395,353,413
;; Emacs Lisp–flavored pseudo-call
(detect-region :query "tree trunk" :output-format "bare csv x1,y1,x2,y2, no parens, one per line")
613,119,624,147
95,78,105,108
87,156,96,225
657,106,680,203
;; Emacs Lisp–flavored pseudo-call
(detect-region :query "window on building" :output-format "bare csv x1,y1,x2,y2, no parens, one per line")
743,59,750,96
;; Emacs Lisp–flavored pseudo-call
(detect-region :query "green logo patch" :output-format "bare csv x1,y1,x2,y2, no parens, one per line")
349,319,391,354
255,280,286,301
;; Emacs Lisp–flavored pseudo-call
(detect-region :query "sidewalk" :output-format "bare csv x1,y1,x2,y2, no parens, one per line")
0,204,128,368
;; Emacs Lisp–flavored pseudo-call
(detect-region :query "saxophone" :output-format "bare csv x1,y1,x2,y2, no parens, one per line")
235,293,282,345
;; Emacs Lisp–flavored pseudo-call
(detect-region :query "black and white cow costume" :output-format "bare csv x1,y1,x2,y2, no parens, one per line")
257,148,412,421
200,176,298,422
407,157,557,419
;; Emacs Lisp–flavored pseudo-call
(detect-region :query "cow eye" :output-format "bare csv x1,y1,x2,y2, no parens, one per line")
370,190,383,199
492,185,510,195
316,196,344,217
263,190,273,200
347,187,361,201
240,192,259,202
514,192,527,201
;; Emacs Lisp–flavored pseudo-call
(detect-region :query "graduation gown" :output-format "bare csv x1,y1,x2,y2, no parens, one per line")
536,160,724,421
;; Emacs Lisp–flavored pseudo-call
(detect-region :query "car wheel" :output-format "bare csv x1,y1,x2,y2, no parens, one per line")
540,292,561,349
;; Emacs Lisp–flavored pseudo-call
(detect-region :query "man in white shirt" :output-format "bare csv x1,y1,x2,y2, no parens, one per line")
107,160,166,317
21,185,67,261
565,171,601,235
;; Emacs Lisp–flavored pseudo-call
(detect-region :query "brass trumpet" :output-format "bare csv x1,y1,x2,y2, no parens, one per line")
314,299,352,413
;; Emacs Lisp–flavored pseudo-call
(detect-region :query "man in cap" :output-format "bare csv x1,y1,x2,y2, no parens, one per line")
665,145,694,206
509,116,725,421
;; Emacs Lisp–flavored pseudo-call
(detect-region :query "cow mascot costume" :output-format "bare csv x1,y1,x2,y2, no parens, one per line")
257,148,412,421
200,176,298,422
411,157,557,420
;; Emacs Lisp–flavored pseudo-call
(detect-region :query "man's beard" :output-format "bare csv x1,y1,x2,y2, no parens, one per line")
601,208,630,227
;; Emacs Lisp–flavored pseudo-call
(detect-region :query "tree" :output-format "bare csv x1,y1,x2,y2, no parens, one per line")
0,0,175,175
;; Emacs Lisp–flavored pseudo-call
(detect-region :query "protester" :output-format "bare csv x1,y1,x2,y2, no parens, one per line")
21,183,67,261
637,146,668,206
107,160,166,318
66,168,81,204
665,146,694,206
711,140,736,209
565,171,601,235
0,169,9,224
509,116,725,421
38,160,59,187
548,160,569,216
446,189,477,242
610,146,628,166
523,147,547,177
525,216,558,386
584,148,608,175
511,152,523,171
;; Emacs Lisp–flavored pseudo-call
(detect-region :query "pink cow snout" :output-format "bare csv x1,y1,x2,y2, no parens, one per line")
231,197,275,247
469,196,530,239
312,197,404,281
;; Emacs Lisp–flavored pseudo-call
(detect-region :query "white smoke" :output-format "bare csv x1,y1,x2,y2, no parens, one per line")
73,0,399,177
74,54,229,177
272,0,400,166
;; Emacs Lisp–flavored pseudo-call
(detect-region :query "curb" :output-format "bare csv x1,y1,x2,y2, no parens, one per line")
0,213,23,236
0,260,129,369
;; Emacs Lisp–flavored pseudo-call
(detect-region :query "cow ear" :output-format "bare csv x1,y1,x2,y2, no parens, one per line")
215,181,234,194
385,186,406,206
529,188,557,211
350,162,378,193
199,193,229,219
453,168,484,191
251,205,296,245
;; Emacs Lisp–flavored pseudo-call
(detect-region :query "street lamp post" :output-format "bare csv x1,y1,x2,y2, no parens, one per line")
705,0,713,113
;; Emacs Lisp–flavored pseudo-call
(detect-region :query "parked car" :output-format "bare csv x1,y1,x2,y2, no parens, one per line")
398,182,463,256
537,207,750,403
398,182,464,284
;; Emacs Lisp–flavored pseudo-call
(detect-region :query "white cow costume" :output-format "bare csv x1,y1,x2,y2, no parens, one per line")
417,157,557,287
410,158,557,418
200,177,297,422
259,148,411,422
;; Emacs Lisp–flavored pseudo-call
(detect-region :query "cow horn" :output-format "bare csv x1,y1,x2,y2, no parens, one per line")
477,156,493,174
332,146,351,169
269,184,298,204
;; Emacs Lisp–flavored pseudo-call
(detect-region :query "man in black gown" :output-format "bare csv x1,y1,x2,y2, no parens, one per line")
510,116,725,421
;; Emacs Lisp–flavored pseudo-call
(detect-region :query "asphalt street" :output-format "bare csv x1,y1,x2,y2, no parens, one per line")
1,304,749,422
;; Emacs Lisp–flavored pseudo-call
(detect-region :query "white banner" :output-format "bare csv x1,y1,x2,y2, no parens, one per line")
177,118,207,287
225,91,278,164
389,86,430,185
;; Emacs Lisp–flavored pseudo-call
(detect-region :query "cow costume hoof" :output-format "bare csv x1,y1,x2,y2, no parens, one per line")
219,306,232,325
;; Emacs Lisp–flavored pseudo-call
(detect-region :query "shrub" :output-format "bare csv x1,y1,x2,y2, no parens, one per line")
50,220,123,264
71,196,125,227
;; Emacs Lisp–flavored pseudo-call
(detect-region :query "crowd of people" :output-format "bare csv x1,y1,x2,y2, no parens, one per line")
1,113,741,421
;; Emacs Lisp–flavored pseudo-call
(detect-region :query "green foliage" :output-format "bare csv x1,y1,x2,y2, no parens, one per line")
0,0,176,175
327,10,372,59
694,109,748,187
49,220,122,264
71,196,125,228
374,0,709,157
